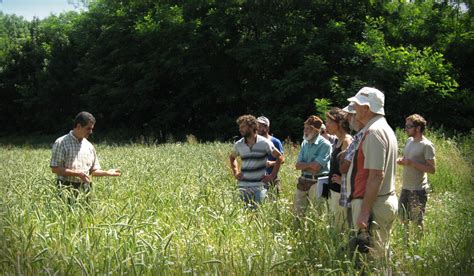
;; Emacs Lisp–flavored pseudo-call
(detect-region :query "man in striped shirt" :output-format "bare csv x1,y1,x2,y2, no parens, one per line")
230,115,284,208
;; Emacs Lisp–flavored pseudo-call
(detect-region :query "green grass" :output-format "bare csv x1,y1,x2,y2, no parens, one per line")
0,131,472,274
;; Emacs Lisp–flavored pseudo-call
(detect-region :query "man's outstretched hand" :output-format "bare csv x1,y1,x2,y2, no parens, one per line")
107,169,121,176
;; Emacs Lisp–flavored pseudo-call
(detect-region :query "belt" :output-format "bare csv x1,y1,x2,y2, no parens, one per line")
349,190,395,201
301,173,328,180
57,180,91,188
301,174,317,180
57,180,82,185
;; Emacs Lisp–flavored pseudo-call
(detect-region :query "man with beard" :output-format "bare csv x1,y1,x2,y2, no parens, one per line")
293,115,332,217
51,111,121,203
256,116,284,198
230,115,284,208
398,114,435,239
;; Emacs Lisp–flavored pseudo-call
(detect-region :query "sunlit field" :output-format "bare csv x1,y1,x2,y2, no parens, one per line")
0,131,472,274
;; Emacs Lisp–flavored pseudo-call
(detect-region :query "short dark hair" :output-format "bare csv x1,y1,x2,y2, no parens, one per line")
406,114,427,133
74,111,96,128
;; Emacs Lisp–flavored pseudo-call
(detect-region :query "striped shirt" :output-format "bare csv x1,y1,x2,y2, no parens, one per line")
233,135,275,188
50,131,100,183
344,130,364,162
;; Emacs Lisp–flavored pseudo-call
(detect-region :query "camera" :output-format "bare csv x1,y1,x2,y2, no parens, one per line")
349,229,372,254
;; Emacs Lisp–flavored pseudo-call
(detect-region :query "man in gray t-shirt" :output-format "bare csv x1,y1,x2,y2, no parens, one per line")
230,115,283,208
398,114,436,233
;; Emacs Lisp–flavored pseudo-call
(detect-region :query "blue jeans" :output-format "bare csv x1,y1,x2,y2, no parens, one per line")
239,186,267,208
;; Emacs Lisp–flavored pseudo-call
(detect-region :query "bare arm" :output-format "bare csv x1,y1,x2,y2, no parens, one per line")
229,154,242,180
295,162,321,174
342,136,352,151
339,138,355,174
262,149,283,182
357,169,384,229
267,158,285,167
51,166,91,183
339,160,351,174
91,169,121,177
397,158,435,174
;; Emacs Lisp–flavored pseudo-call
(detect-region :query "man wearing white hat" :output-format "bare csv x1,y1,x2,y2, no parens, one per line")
256,116,284,198
346,87,398,263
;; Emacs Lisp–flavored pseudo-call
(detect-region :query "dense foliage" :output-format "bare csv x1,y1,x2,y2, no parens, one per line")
0,0,472,140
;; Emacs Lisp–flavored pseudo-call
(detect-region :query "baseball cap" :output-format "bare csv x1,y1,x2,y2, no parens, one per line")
256,116,270,127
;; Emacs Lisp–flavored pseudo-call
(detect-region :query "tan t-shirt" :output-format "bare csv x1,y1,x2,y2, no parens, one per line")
402,137,435,190
361,115,398,196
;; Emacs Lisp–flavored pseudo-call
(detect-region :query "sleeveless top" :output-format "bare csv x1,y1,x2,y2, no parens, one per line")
328,142,342,193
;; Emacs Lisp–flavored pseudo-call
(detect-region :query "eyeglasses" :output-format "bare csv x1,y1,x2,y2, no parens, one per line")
404,124,415,129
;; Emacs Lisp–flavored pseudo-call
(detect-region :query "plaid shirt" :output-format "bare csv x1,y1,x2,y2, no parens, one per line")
344,130,364,162
50,131,100,183
339,131,365,207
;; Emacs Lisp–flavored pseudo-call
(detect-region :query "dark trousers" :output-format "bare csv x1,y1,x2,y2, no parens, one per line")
57,180,92,204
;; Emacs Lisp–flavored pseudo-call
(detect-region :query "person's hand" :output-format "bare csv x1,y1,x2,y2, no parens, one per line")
266,160,275,168
261,174,275,183
397,157,412,166
107,169,121,176
356,212,370,230
331,174,342,184
308,163,320,172
234,172,243,180
78,172,91,183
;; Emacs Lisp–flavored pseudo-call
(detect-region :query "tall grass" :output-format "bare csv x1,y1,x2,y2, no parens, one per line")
0,131,472,274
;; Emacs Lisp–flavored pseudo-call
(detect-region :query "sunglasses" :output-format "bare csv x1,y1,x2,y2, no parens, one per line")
404,124,415,129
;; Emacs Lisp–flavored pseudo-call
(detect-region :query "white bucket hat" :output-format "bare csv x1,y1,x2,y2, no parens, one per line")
347,87,385,115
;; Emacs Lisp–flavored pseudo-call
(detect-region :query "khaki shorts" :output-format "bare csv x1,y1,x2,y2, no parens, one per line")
351,194,398,261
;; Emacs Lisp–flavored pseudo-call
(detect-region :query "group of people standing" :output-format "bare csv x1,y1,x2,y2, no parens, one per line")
229,87,436,263
49,86,435,267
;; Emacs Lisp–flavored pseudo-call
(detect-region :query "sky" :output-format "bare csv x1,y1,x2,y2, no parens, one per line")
0,0,84,21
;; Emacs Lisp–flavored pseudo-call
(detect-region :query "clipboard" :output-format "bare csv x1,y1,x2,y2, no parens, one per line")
316,176,329,198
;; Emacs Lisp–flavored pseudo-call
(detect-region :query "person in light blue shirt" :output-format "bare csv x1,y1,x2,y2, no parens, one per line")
294,115,332,217
257,116,284,197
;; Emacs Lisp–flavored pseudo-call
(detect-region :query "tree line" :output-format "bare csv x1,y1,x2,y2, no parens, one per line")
0,0,472,141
